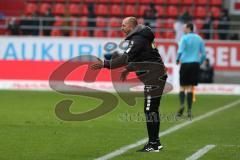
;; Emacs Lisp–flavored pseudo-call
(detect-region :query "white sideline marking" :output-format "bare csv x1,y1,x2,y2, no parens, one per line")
95,100,240,160
185,144,216,160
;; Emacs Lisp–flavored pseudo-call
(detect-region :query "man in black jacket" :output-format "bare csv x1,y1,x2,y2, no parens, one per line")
91,17,167,152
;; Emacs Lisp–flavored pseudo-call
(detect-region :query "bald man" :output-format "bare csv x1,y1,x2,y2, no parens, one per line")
92,17,167,152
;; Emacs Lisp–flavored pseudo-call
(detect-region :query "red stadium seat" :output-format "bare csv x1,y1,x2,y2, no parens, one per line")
153,0,165,4
53,16,64,26
107,30,120,37
77,30,89,37
112,0,122,3
96,17,107,27
108,18,121,27
80,5,89,15
211,7,221,18
156,19,164,28
155,32,162,39
211,0,222,6
53,3,65,15
167,6,178,18
39,3,51,15
98,0,109,3
169,0,179,5
139,0,152,4
95,4,108,15
94,30,105,37
195,19,204,30
25,3,37,15
182,0,193,5
55,0,66,3
164,31,175,39
68,4,80,16
138,5,149,16
195,6,207,18
51,29,62,36
196,0,208,5
164,18,175,29
78,17,88,27
124,5,136,16
69,0,82,3
85,0,95,2
110,4,122,16
41,0,52,3
156,6,165,17
123,0,136,4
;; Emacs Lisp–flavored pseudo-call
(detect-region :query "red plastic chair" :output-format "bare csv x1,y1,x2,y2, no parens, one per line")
55,0,66,3
96,17,107,27
155,32,162,39
98,0,109,3
107,30,120,37
53,16,64,26
211,7,221,18
94,30,105,37
95,4,108,15
211,0,222,6
77,30,89,37
69,0,82,3
195,6,207,18
164,31,175,39
138,5,149,16
39,3,51,15
169,0,179,5
112,0,122,3
25,3,37,15
68,4,80,16
110,4,122,16
53,3,65,15
78,17,88,27
108,18,121,27
156,6,165,17
124,5,136,16
123,0,136,4
196,0,208,5
182,0,193,5
80,5,89,15
164,18,175,29
139,0,152,4
153,0,165,4
85,0,95,2
156,19,164,29
51,29,62,36
195,19,204,30
167,6,178,18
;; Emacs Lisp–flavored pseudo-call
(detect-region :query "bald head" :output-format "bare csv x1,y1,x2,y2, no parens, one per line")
121,17,138,35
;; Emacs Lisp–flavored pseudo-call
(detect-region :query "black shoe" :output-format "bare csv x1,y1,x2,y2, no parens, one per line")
137,142,163,152
187,110,192,120
176,106,184,117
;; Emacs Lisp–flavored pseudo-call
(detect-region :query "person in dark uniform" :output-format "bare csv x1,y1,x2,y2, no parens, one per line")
91,17,167,152
176,23,206,118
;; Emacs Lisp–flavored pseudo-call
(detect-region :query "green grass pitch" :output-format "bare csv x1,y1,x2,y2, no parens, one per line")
0,90,239,160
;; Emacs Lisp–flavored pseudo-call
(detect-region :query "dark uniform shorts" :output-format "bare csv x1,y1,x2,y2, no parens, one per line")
180,62,200,86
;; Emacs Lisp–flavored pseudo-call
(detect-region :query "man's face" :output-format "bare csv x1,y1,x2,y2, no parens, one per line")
121,19,133,35
183,24,190,34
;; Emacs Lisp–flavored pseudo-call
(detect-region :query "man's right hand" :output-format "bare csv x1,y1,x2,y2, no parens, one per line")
90,61,104,70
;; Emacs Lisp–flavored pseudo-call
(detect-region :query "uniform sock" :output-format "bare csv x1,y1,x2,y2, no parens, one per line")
187,92,193,111
145,112,160,142
179,91,185,107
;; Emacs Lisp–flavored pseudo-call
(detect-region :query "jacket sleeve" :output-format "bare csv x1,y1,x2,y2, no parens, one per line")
104,36,145,69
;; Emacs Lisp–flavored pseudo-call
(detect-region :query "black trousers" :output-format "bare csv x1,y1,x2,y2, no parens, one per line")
143,75,167,142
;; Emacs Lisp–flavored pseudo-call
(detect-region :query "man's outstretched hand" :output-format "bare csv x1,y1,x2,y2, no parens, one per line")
90,60,104,70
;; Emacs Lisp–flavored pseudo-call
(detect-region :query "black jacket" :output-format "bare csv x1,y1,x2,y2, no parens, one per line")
104,25,166,74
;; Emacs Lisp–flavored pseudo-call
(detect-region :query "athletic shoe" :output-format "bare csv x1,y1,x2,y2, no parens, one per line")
176,106,185,117
137,142,163,152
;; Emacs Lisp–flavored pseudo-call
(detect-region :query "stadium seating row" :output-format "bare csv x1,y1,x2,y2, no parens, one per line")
25,3,222,18
27,0,222,6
